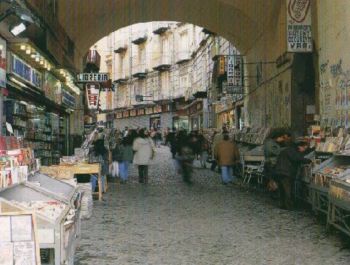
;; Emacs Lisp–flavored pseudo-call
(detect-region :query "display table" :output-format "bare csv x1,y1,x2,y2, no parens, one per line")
40,163,105,201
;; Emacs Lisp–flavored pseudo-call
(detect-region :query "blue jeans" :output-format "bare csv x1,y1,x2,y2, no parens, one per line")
119,161,130,181
90,174,105,192
221,166,234,184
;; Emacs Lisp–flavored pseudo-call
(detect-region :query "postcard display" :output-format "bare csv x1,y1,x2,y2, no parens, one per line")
0,212,41,265
0,177,82,265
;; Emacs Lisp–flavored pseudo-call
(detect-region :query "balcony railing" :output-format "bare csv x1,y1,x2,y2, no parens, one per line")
114,39,128,53
114,72,129,84
152,22,170,35
132,63,148,79
132,31,148,45
176,51,192,64
153,54,172,71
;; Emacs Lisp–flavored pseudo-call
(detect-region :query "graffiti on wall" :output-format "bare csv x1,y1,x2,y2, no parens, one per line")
320,59,350,127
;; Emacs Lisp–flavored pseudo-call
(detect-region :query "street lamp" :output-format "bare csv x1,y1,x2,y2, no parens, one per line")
0,1,37,36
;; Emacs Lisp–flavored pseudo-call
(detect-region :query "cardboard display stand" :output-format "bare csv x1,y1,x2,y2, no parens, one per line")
0,212,41,265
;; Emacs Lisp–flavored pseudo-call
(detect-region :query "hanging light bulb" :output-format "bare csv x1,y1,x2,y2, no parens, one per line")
35,55,40,62
26,48,31,55
20,44,26,50
30,53,35,58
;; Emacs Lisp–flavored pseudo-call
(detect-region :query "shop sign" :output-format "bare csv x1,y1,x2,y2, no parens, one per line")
10,53,42,89
218,56,225,76
62,88,76,108
226,55,244,102
137,109,145,116
76,73,109,83
153,105,162,113
146,107,154,115
85,83,100,109
287,0,312,52
123,110,129,118
0,37,6,88
130,109,136,117
116,112,123,119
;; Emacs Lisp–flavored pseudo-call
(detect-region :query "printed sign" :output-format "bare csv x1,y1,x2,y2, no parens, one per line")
62,89,76,108
287,0,312,52
226,55,244,102
0,37,6,88
77,73,109,83
10,53,42,89
85,83,100,110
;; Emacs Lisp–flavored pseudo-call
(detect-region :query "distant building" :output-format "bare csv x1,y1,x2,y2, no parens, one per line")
93,22,239,130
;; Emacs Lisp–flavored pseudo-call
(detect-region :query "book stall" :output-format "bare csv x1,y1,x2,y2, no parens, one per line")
301,126,350,236
0,211,41,265
0,136,87,265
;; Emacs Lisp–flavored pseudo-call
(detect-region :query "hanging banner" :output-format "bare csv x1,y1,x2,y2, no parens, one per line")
0,37,6,88
226,55,244,102
287,0,312,52
85,83,100,110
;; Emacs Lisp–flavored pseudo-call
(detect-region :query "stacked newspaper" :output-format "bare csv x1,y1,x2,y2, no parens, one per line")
78,183,93,220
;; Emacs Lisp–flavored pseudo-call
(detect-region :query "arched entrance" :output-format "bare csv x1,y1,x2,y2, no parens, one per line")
57,0,280,60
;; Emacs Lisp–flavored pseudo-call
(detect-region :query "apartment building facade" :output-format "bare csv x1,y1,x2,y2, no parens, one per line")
94,22,238,130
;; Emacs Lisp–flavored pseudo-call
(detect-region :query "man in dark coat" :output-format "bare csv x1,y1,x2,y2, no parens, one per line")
274,141,311,210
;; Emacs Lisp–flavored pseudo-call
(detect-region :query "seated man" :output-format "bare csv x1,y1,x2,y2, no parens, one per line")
274,141,311,210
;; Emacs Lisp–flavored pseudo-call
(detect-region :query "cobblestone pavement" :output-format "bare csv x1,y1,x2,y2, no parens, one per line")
75,146,350,265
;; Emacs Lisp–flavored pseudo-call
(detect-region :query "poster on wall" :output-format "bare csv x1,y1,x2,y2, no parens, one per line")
287,0,313,52
0,37,6,88
85,83,100,110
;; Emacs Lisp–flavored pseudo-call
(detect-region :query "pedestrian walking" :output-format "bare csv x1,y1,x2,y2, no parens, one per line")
133,129,155,184
199,131,209,168
214,134,240,185
211,127,228,172
176,131,195,184
118,135,134,183
274,141,311,210
165,127,177,158
110,135,123,181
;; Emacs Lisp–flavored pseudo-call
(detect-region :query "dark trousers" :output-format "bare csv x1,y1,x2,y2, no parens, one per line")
138,165,149,183
277,175,294,210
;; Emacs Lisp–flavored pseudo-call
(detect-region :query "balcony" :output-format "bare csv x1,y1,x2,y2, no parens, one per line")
132,31,148,45
84,50,101,71
114,72,129,84
152,22,170,35
132,63,148,79
114,40,128,54
153,54,172,72
176,51,192,64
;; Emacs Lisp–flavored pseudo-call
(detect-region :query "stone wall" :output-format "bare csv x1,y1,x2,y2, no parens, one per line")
316,0,350,127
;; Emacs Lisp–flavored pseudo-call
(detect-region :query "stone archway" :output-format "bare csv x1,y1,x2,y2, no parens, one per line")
57,0,281,61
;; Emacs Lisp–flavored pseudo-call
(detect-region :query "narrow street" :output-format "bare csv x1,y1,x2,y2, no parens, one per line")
75,147,350,265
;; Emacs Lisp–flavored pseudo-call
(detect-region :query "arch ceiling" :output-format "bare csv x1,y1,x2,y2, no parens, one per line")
57,0,280,57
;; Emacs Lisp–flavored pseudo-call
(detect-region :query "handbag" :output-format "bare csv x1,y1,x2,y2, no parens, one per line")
267,179,278,192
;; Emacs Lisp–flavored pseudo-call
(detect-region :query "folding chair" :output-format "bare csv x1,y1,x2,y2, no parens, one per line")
243,160,265,188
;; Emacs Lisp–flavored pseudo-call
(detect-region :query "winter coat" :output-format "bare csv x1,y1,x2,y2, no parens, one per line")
263,139,283,166
120,144,134,162
212,133,224,157
274,146,311,179
214,140,240,166
133,137,155,165
112,145,123,162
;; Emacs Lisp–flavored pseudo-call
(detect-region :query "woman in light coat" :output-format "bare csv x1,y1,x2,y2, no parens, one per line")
133,129,155,184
